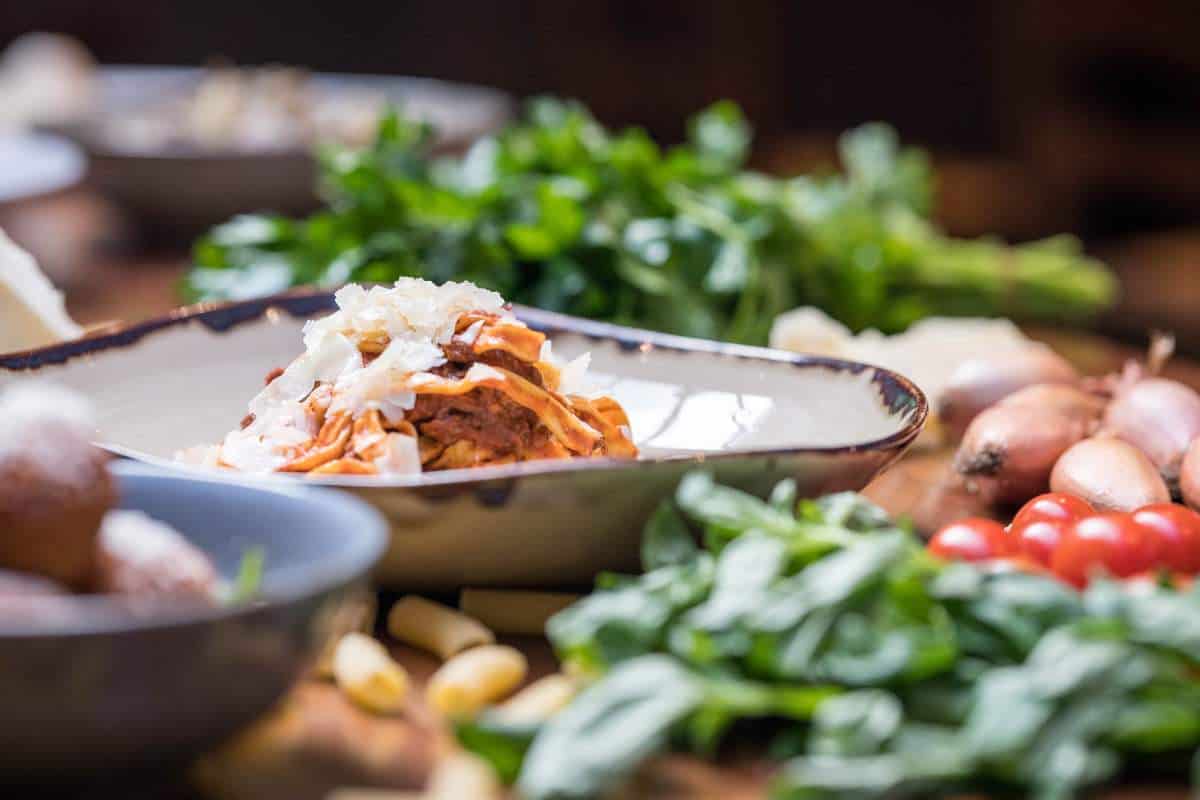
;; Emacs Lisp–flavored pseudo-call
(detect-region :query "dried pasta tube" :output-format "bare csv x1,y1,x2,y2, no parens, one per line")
314,592,377,679
458,589,580,636
386,595,494,660
332,633,410,714
426,645,527,718
493,673,577,724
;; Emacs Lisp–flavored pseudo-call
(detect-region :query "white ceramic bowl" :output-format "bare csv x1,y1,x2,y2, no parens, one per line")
0,294,926,589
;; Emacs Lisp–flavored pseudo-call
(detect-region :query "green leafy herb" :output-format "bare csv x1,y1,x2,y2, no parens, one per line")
455,714,540,785
640,502,698,572
518,655,704,799
186,99,1116,343
229,546,265,604
458,472,1200,799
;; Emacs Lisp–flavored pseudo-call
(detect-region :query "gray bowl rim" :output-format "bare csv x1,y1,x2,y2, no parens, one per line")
0,459,388,639
0,130,88,207
0,290,929,489
45,65,514,160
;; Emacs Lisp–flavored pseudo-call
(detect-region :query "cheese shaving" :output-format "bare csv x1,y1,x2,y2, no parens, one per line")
0,228,82,351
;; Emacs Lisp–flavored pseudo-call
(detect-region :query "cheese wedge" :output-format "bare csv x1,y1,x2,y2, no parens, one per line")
0,228,81,351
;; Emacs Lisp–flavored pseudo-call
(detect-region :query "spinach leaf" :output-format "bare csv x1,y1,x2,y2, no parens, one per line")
459,470,1200,798
669,533,788,664
517,655,703,800
548,556,714,672
640,501,698,572
455,714,539,785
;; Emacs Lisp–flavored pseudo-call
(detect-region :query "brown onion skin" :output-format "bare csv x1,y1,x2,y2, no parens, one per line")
1050,436,1170,512
1180,436,1200,510
955,403,1096,505
939,347,1079,442
1103,377,1200,486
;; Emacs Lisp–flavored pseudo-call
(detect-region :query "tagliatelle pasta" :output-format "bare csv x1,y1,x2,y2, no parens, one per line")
180,279,637,475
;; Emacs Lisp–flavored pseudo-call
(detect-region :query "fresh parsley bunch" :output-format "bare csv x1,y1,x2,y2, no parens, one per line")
187,99,1115,344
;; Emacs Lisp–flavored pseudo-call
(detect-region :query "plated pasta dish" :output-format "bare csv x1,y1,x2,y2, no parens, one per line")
183,279,637,476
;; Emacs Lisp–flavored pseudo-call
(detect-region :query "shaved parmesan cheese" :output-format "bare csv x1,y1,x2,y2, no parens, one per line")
849,317,1034,396
0,228,81,351
303,278,505,353
374,433,421,474
769,307,853,358
455,319,485,345
557,353,592,397
770,305,1037,445
331,336,442,418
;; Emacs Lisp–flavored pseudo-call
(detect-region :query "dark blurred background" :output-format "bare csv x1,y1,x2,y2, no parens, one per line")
6,0,1200,237
3,0,1200,340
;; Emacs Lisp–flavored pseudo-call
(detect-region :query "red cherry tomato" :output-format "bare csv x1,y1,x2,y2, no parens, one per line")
1051,513,1164,587
1013,520,1065,567
929,518,1010,562
1012,493,1094,530
1130,504,1200,574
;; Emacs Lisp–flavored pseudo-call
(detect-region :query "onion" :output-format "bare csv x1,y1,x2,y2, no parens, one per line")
1179,436,1200,510
1050,436,1170,512
939,346,1079,441
998,383,1107,417
1103,377,1200,486
954,403,1096,505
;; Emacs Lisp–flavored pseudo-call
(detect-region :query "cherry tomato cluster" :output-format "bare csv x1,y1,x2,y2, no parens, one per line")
928,493,1200,588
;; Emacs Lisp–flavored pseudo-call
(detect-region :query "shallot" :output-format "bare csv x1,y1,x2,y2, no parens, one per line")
939,346,1079,441
1049,436,1170,512
1103,377,1200,486
997,383,1106,418
1179,436,1200,510
955,401,1098,505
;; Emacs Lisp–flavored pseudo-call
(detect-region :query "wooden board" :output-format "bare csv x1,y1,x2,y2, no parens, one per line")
53,259,1196,799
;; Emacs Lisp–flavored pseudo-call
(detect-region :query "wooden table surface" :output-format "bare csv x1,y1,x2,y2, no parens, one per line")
53,254,1198,800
